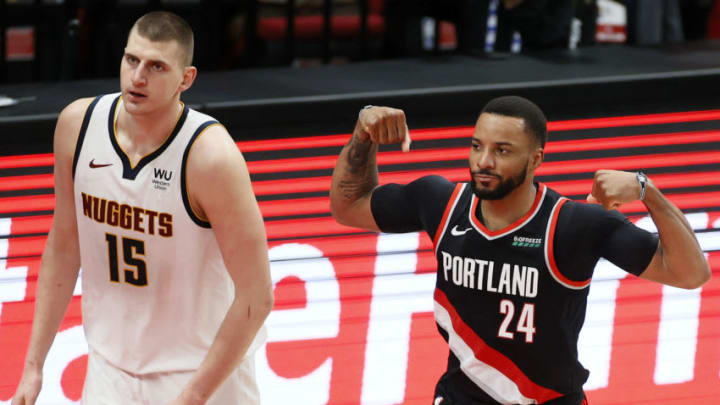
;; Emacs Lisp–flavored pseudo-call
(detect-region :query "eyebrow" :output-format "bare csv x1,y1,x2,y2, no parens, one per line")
471,137,514,147
124,51,170,67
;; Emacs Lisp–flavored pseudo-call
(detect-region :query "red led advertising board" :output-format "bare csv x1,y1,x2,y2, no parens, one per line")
1,110,719,404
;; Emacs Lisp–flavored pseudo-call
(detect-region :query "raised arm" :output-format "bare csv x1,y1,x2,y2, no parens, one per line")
173,125,273,405
588,169,710,289
12,98,92,405
329,106,411,231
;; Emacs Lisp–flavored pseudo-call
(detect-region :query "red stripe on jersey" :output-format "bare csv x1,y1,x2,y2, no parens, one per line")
433,183,465,252
434,288,563,403
545,199,592,289
469,184,546,238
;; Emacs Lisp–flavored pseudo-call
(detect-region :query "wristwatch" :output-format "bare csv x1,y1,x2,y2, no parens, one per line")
636,171,648,201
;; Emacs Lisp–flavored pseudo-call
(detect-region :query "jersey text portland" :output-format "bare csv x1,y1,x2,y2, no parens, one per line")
439,253,539,298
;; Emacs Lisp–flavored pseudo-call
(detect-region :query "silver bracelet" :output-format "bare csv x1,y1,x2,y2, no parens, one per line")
636,171,647,201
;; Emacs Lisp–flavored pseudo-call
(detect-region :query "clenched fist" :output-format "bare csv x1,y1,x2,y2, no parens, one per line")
586,169,646,210
355,106,412,152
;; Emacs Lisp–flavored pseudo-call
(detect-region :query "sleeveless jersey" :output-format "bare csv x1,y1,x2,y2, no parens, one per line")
73,93,266,374
433,182,589,404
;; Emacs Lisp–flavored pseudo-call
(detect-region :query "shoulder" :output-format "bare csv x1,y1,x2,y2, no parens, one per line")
60,97,96,118
560,200,626,220
184,124,257,222
186,123,246,183
373,175,456,206
557,200,629,234
404,175,456,198
56,97,96,132
54,97,96,159
188,123,237,163
410,175,454,189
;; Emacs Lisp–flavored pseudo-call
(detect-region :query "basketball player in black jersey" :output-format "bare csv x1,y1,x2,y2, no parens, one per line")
329,96,710,405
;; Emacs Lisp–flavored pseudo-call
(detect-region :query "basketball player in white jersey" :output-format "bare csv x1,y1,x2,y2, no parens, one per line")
12,11,272,405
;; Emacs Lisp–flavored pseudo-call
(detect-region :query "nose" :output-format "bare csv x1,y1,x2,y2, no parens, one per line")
131,63,147,87
474,149,494,170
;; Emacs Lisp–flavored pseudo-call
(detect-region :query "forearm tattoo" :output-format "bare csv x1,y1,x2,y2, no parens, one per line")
338,137,378,201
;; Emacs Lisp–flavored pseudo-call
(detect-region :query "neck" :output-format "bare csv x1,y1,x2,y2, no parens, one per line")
117,99,182,148
480,179,537,231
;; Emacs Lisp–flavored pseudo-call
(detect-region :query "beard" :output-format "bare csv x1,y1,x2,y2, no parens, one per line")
470,160,528,200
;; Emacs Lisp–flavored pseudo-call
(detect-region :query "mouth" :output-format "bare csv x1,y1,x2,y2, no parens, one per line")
473,174,499,183
127,90,147,99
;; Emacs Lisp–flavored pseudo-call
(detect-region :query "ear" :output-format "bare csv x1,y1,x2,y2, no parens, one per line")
179,66,197,93
531,147,544,170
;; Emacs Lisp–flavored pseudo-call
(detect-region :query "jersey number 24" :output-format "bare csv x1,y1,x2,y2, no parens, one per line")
498,299,536,343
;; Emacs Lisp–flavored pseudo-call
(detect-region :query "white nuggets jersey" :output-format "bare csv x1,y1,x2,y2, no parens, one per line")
72,93,265,374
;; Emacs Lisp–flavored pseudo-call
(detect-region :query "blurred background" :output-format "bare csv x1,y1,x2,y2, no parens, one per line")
1,1,720,404
0,0,718,83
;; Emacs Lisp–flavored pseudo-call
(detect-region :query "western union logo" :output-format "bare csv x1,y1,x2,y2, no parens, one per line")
513,236,542,248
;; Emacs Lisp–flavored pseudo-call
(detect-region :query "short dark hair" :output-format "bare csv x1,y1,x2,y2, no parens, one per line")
481,96,547,148
131,11,194,66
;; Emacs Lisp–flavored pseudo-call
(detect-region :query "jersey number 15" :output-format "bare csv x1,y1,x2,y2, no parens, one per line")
105,233,148,286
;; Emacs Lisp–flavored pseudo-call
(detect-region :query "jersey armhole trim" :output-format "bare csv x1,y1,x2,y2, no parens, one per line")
544,198,592,290
181,120,221,228
433,183,466,256
71,95,102,181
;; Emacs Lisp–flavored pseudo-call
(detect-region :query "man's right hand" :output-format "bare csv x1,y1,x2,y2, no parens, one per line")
355,106,412,152
12,367,42,405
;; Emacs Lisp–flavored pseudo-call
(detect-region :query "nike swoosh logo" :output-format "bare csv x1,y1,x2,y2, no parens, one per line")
450,225,472,236
89,159,113,169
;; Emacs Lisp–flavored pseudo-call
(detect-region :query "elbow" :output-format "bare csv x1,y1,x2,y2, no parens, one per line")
329,198,351,227
691,259,712,289
259,283,274,319
694,265,712,288
676,264,711,290
241,280,274,322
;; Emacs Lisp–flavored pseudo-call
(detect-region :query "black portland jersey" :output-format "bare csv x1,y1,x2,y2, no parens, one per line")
433,182,588,404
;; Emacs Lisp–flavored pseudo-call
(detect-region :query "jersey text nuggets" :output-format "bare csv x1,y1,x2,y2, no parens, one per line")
81,192,173,236
440,251,538,298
